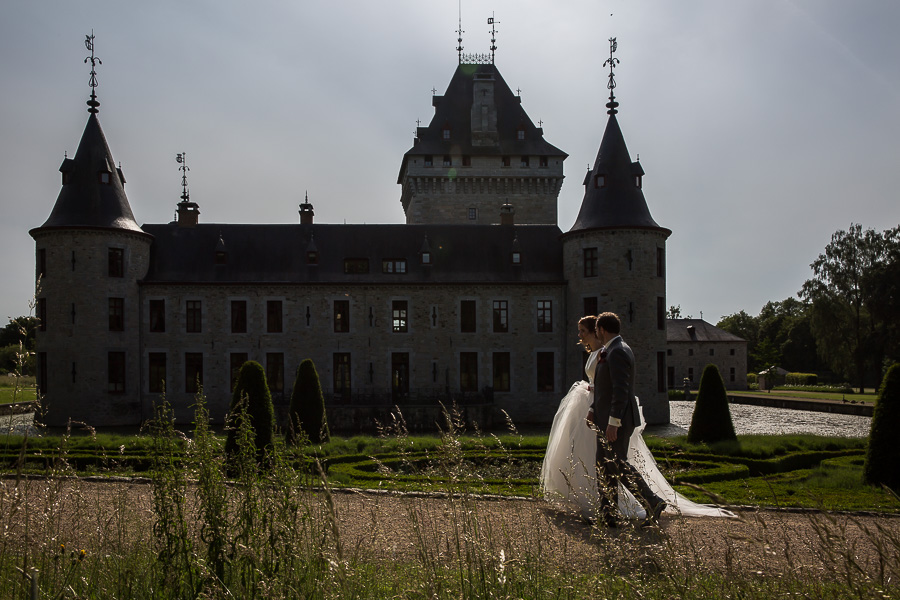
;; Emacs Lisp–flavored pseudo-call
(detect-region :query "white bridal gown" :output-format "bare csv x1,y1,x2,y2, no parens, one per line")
540,350,734,520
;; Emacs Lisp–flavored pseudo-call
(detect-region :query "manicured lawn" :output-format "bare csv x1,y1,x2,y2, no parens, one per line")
730,389,878,403
0,383,36,404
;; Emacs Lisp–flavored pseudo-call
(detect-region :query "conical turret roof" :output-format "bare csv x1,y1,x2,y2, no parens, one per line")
567,114,669,235
34,113,144,234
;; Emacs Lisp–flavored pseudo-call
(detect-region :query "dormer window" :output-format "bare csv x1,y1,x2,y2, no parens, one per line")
62,172,73,185
307,251,318,265
635,175,642,188
502,156,510,167
520,156,530,168
443,128,450,140
517,129,525,141
539,156,548,168
99,171,111,184
215,251,227,265
594,174,606,188
424,155,433,167
421,252,432,265
443,155,451,167
511,251,521,265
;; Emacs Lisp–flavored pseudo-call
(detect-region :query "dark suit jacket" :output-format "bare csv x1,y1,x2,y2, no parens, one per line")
592,336,641,434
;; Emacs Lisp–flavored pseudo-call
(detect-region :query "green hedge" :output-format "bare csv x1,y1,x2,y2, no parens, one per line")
786,372,818,386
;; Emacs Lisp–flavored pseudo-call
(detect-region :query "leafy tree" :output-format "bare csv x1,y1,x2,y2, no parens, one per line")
800,224,900,392
687,364,737,444
225,361,275,460
666,305,682,319
0,316,38,349
287,359,329,444
863,363,900,492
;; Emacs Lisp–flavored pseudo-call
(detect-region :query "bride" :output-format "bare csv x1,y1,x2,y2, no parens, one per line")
540,315,734,521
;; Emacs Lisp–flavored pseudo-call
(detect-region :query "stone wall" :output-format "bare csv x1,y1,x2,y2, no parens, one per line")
667,341,748,391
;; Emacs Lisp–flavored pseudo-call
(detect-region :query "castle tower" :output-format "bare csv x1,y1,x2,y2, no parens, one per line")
397,60,567,225
561,39,671,424
30,36,153,426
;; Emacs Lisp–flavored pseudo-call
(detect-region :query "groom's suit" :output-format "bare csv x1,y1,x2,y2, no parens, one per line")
592,335,663,520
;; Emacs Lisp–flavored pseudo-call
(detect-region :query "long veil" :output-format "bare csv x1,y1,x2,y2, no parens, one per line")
541,386,735,519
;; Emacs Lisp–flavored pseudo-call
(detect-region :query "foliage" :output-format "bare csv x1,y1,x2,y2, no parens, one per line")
225,361,275,461
799,223,900,392
687,364,737,444
0,316,38,349
287,358,329,445
666,304,682,319
785,372,818,385
864,363,900,492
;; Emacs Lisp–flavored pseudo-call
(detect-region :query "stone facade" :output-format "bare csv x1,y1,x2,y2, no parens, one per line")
666,319,748,391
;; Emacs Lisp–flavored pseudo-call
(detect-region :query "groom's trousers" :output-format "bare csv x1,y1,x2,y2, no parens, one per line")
596,428,662,517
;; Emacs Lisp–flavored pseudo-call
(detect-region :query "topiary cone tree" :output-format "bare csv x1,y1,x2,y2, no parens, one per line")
687,363,737,444
287,358,330,444
864,363,900,492
225,360,275,459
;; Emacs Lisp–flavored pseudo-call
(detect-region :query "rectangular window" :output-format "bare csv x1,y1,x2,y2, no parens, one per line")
108,297,124,331
492,352,510,392
382,259,408,274
343,258,369,274
460,352,478,392
492,300,508,333
185,352,203,394
391,352,409,400
149,352,166,394
583,248,598,277
392,300,408,333
688,367,694,382
149,299,165,332
657,351,666,393
37,298,47,331
37,352,47,395
657,297,665,330
230,352,248,391
502,156,510,167
186,300,202,333
108,351,126,393
657,247,665,277
520,156,530,167
267,300,283,333
231,300,247,333
266,353,284,395
539,156,548,167
536,352,554,392
334,300,350,333
730,368,736,383
467,207,478,220
537,300,553,332
462,155,471,166
460,300,476,332
730,348,736,356
37,248,46,279
709,348,715,356
334,353,351,399
443,155,451,166
583,296,598,318
424,155,433,167
689,349,694,356
108,248,124,277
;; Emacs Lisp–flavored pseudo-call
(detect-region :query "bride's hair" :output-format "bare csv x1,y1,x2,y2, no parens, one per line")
578,315,598,330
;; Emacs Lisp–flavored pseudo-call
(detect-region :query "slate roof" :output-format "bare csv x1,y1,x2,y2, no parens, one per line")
666,319,746,343
140,223,564,284
32,114,146,235
566,114,669,235
398,63,566,182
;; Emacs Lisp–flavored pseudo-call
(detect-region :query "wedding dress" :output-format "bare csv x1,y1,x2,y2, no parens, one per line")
540,350,734,520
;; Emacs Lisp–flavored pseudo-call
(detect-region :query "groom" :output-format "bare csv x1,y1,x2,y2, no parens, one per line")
588,312,666,528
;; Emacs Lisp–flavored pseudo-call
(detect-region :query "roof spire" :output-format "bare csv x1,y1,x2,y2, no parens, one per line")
604,37,620,115
176,152,190,202
456,1,464,64
488,13,499,64
84,31,101,114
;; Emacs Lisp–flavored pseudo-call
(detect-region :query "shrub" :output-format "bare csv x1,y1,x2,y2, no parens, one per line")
863,363,900,492
287,358,329,444
687,364,737,444
786,372,818,386
225,361,275,460
746,373,758,385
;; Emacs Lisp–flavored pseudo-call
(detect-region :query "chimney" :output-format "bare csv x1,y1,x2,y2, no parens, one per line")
500,203,515,226
176,200,200,228
299,192,314,225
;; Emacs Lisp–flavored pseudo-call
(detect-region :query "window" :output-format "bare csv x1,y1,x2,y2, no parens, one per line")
730,348,736,356
539,156,548,168
392,300,408,333
537,300,553,332
635,175,642,188
391,353,409,400
334,353,351,399
334,300,350,333
511,251,521,265
460,300,476,332
594,174,605,188
149,299,165,332
462,155,471,166
186,300,202,333
383,259,407,274
443,128,450,140
657,297,665,330
108,352,125,393
492,300,508,333
501,156,511,167
460,352,478,392
709,349,715,356
667,349,672,356
687,367,694,382
37,352,47,395
467,207,477,221
267,300,283,333
37,248,46,279
230,353,248,391
583,248,598,277
424,155,433,167
149,353,166,394
185,352,203,394
583,297,598,317
108,248,124,277
421,252,432,265
99,171,111,184
37,298,46,331
343,258,369,274
688,349,694,356
493,352,510,392
656,247,665,277
266,353,284,395
443,155,451,167
730,368,736,382
520,156,530,167
657,352,666,393
108,298,124,331
517,129,525,140
231,300,247,333
536,352,554,392
307,251,318,265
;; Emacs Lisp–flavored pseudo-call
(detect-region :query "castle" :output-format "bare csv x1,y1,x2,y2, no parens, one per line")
31,37,674,430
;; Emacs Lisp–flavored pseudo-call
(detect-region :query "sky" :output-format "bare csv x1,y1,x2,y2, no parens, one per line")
1,0,898,327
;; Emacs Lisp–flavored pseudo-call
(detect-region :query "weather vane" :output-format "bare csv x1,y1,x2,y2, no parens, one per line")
488,13,499,64
176,153,190,202
84,31,102,114
603,37,620,115
456,1,465,64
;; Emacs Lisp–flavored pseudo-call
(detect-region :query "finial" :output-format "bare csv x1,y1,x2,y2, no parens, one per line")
456,1,464,64
431,87,437,95
488,14,499,64
83,31,102,114
176,153,190,202
603,37,620,115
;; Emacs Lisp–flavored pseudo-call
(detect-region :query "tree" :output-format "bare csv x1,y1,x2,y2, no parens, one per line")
800,224,900,392
666,305,682,319
0,316,38,349
687,364,737,444
863,363,900,492
225,361,275,460
287,359,329,444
